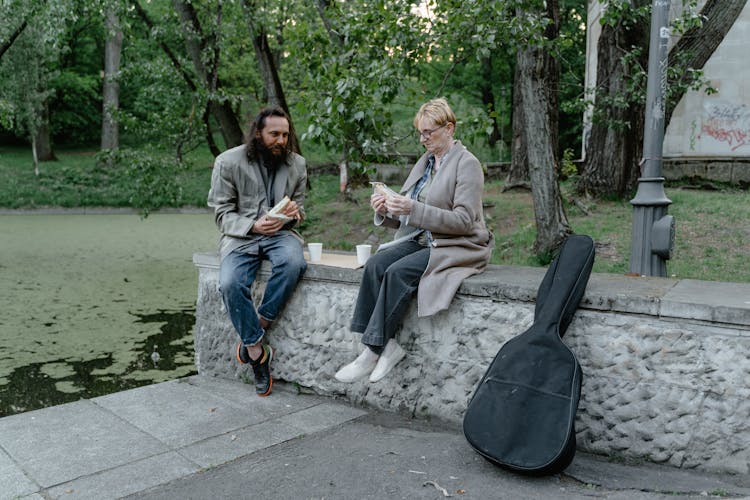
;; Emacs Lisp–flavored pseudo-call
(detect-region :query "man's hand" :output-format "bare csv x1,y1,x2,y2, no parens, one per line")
252,215,286,235
283,199,303,222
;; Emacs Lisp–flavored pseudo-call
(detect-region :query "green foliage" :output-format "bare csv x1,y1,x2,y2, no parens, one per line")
0,0,93,144
292,0,427,170
599,0,652,30
0,99,13,130
50,70,102,145
560,148,578,179
95,148,187,216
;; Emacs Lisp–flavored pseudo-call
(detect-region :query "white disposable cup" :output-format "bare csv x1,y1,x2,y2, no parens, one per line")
356,244,372,266
308,242,323,263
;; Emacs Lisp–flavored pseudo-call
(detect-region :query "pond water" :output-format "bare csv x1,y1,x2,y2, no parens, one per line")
0,212,219,417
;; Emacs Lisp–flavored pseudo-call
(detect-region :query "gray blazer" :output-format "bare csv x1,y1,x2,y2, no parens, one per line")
207,145,307,258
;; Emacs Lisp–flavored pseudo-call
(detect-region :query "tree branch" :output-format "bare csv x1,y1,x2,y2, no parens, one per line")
130,0,197,92
0,20,28,61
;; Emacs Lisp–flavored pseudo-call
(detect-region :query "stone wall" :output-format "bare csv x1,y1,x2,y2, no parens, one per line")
193,252,750,475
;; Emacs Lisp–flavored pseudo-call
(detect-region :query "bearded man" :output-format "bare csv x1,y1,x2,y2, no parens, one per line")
208,106,307,397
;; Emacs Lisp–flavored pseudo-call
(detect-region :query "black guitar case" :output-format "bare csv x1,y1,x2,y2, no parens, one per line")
463,234,595,475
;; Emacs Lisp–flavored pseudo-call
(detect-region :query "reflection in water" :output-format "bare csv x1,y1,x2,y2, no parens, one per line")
0,309,197,417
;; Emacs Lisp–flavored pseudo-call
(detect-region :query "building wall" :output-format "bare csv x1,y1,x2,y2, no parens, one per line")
585,1,750,159
664,1,750,157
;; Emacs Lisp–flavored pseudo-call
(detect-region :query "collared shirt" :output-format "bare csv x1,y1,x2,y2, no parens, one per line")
411,155,435,247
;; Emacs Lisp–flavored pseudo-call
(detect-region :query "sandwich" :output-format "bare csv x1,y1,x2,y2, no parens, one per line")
267,195,293,221
370,182,398,202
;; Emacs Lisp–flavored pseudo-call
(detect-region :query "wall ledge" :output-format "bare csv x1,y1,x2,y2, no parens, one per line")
192,252,750,327
192,251,750,475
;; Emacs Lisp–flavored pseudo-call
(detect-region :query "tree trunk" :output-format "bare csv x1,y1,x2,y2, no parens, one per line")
31,135,39,176
579,0,649,198
665,0,746,127
480,56,501,147
34,103,56,162
202,105,221,157
506,53,530,191
173,0,244,150
315,0,344,47
242,3,288,111
241,0,300,154
101,4,123,151
516,3,570,256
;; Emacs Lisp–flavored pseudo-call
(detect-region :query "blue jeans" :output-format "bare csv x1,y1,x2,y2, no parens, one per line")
219,233,306,346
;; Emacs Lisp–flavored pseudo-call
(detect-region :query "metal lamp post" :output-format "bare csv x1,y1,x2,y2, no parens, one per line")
629,0,675,277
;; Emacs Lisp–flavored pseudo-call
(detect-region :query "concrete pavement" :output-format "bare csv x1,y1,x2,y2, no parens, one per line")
1,376,749,500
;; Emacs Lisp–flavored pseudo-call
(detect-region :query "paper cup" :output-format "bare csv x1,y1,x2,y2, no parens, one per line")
356,244,372,266
308,242,323,263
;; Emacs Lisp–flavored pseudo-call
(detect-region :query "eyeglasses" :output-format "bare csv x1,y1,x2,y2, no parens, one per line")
417,123,447,139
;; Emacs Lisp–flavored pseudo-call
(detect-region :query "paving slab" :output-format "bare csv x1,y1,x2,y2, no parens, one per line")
94,378,268,448
0,399,166,488
181,374,323,414
92,377,328,449
273,400,368,434
0,447,39,498
45,452,199,500
177,383,367,468
178,415,311,468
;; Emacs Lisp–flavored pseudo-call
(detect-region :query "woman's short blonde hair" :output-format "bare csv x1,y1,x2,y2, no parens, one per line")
413,98,456,128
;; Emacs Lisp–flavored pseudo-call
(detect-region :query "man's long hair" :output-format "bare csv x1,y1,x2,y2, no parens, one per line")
245,106,299,163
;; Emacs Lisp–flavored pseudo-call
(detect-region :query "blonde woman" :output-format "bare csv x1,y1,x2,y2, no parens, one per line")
335,98,494,383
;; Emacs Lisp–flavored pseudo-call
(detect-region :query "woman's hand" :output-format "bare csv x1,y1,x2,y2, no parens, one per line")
371,193,387,215
385,193,413,216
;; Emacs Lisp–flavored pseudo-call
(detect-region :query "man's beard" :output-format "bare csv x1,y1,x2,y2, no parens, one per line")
257,141,286,170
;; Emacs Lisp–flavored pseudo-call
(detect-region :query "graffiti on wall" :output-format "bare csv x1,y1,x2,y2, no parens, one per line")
698,101,750,152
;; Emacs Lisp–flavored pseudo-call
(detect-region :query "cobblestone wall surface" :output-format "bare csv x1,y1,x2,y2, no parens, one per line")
193,256,750,475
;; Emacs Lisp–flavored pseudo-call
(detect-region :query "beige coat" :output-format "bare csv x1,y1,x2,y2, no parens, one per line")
376,141,494,317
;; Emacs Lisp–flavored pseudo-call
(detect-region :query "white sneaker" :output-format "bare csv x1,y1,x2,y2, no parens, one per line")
369,339,406,383
334,348,379,383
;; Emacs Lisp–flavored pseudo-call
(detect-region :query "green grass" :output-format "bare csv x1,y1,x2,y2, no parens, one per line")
0,145,214,209
1,145,747,283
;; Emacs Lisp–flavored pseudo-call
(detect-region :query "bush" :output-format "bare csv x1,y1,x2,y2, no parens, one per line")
96,148,186,216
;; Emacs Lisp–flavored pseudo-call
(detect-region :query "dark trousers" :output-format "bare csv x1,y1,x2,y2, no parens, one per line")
350,240,430,352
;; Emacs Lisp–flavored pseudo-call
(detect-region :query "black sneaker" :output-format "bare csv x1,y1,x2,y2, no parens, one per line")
249,344,273,397
236,342,251,364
